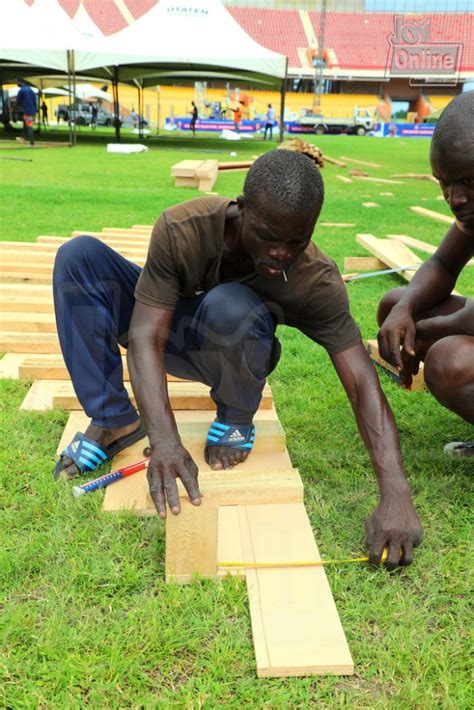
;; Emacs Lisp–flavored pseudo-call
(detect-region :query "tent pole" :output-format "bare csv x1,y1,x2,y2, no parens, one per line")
113,67,121,142
138,82,144,140
72,51,77,146
67,50,73,146
279,59,288,144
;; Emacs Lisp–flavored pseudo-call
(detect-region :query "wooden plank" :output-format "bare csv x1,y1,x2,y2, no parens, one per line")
166,501,218,584
0,332,60,353
174,176,199,187
102,451,298,515
57,408,280,455
388,234,474,266
0,254,146,273
0,296,54,313
217,506,245,578
340,156,381,168
171,160,205,177
355,234,422,281
218,160,254,171
322,155,346,168
237,504,354,677
392,173,438,183
410,206,453,225
352,176,403,185
0,354,28,379
361,202,379,208
37,235,150,249
0,312,57,333
20,379,273,411
0,283,52,296
15,355,182,382
320,223,355,228
0,270,53,284
343,256,387,271
366,339,425,391
335,175,352,184
0,245,147,263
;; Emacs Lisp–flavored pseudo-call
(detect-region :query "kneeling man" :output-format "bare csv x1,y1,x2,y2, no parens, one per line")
378,92,473,456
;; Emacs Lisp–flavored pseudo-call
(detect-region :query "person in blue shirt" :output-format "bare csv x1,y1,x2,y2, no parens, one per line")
15,79,37,146
264,104,276,141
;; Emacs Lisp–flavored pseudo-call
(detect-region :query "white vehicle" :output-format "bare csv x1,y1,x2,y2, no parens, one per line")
299,107,376,136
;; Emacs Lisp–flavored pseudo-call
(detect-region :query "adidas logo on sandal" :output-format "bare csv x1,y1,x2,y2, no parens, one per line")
228,429,245,443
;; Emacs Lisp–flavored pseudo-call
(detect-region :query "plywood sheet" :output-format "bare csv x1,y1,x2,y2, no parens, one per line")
236,504,354,677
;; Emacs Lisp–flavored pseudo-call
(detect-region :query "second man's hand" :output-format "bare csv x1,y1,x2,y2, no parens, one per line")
147,441,201,518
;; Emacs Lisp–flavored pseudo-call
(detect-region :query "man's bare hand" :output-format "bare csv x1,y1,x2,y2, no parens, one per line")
365,494,423,570
378,305,417,370
147,442,201,519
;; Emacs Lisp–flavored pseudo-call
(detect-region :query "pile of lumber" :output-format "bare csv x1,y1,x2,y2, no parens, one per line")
170,159,218,192
0,226,354,679
277,138,324,167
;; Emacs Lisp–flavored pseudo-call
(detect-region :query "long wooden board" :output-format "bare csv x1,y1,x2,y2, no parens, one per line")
388,234,474,266
0,312,57,333
355,234,422,281
56,408,280,455
0,332,60,353
20,379,273,412
102,447,298,515
410,206,453,225
339,156,381,168
235,504,354,677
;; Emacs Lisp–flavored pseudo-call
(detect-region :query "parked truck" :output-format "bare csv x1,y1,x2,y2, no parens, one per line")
298,107,376,136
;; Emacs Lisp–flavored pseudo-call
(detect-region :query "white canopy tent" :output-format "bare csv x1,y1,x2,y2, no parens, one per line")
1,0,288,141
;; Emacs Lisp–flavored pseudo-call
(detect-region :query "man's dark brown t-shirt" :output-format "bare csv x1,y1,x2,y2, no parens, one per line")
135,196,361,354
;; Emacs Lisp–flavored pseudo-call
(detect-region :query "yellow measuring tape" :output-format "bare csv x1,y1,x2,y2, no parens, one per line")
219,549,388,569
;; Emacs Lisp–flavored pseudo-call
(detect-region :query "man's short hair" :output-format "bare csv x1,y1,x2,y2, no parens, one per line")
243,149,324,215
431,91,474,150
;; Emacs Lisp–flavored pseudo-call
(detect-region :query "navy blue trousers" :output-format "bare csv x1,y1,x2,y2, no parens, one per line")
53,236,280,428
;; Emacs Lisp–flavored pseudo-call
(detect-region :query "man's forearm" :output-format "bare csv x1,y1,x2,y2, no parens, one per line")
127,343,180,447
395,258,457,317
350,377,412,498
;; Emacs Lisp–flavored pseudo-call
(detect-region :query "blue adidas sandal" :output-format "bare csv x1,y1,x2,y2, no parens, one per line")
205,421,255,464
53,424,146,480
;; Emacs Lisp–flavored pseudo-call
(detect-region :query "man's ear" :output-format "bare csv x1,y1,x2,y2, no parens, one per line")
236,195,245,212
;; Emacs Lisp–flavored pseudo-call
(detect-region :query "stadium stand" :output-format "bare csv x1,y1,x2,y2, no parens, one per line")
227,7,306,69
44,2,473,74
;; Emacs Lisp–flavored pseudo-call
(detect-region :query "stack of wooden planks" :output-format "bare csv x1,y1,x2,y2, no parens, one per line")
170,159,219,191
0,225,354,678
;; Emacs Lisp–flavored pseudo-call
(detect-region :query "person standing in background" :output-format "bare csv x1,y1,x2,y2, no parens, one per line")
264,104,276,140
15,79,37,146
189,101,198,136
41,99,48,127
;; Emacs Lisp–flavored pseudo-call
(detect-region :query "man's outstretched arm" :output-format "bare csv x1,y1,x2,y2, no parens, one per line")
330,342,423,570
127,300,201,518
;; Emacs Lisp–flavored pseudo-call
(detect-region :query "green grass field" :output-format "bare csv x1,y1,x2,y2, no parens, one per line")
1,132,472,709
